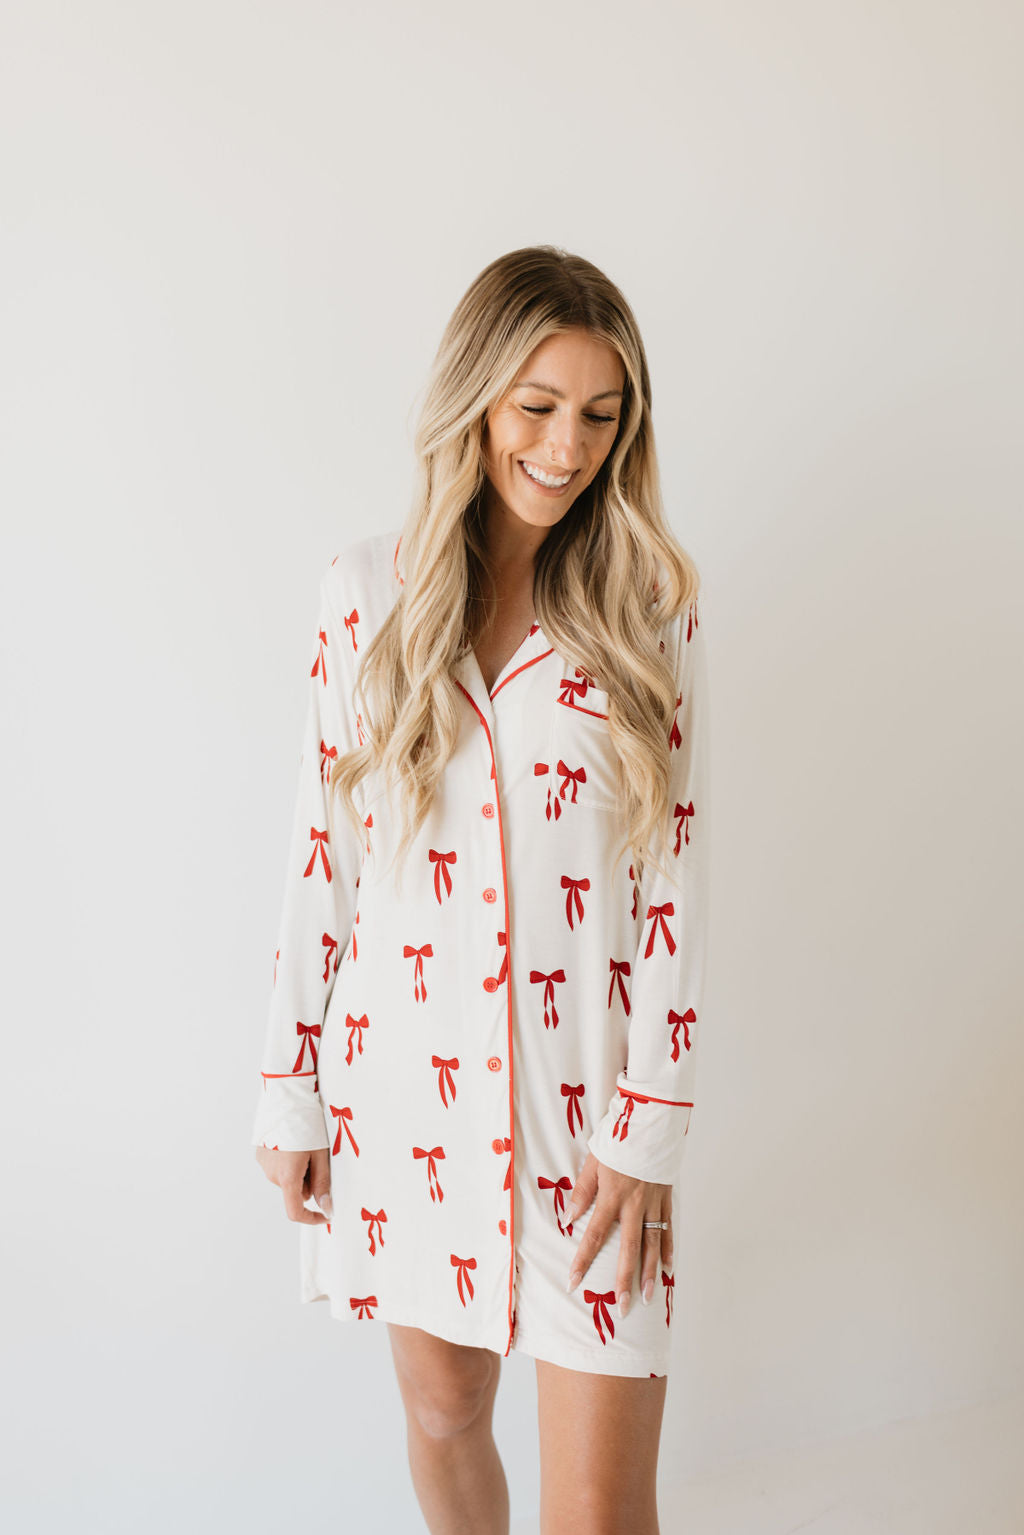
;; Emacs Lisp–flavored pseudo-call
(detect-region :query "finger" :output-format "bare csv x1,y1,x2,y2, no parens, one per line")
566,1210,613,1293
615,1218,644,1317
565,1161,598,1224
640,1213,664,1304
661,1190,674,1273
307,1148,333,1217
281,1177,328,1225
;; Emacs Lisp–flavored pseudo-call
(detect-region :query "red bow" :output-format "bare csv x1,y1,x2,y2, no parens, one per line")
530,968,565,1029
304,826,332,883
428,848,457,904
643,901,676,957
561,875,590,930
561,1082,585,1136
584,1288,617,1343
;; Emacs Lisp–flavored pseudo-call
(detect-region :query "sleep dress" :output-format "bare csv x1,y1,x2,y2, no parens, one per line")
251,528,710,1377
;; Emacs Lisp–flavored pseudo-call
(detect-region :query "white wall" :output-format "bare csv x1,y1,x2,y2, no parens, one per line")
2,2,1021,1530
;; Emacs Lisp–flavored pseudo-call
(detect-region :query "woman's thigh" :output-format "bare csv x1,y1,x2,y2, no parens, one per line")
535,1358,667,1534
386,1322,502,1438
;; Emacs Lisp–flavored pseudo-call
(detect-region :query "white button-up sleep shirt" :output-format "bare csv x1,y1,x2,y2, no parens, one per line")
251,528,710,1377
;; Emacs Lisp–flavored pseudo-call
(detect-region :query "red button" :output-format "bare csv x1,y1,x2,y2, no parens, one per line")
487,1056,502,1072
491,1137,505,1153
482,803,495,818
483,977,498,993
498,1219,507,1235
483,887,497,903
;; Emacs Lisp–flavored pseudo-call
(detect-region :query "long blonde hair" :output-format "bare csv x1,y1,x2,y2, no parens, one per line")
329,244,700,895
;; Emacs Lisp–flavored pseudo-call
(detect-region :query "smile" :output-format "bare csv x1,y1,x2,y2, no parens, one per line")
519,460,574,489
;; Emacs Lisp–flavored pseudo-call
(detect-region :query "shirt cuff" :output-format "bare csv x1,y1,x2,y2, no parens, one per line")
587,1074,693,1185
251,1073,330,1152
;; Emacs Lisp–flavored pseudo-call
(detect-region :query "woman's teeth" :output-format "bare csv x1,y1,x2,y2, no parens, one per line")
520,460,573,488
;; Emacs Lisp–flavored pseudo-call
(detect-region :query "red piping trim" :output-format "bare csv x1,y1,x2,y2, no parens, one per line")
455,677,518,1357
557,700,609,720
489,646,554,700
260,1070,317,1079
617,1087,692,1107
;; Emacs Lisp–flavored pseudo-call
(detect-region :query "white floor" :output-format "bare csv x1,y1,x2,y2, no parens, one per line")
512,1392,1024,1534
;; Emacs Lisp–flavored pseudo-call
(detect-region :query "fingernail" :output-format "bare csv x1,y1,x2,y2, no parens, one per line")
618,1290,631,1318
567,1270,580,1292
642,1279,653,1305
317,1194,333,1217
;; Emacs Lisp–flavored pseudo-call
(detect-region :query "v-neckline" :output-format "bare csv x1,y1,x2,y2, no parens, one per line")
474,619,542,700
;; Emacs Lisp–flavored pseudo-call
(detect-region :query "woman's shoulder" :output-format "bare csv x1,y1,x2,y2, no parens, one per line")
320,527,404,611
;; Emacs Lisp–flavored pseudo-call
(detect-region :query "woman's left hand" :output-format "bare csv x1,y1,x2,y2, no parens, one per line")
564,1152,673,1317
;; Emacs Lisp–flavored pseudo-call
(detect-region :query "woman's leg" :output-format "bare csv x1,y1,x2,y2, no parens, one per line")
535,1359,668,1535
386,1322,509,1535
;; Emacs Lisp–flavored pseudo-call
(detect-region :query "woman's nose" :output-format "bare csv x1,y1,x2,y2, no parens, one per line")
547,416,582,469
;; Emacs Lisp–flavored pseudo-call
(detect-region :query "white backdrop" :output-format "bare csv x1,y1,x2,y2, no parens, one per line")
2,3,1021,1531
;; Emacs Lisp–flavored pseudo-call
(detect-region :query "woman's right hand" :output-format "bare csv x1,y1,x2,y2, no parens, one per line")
254,1145,333,1225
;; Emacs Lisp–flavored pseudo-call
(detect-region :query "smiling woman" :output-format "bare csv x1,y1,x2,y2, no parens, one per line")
483,330,625,513
252,245,710,1535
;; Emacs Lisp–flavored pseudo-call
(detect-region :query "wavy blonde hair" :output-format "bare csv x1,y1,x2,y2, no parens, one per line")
329,244,700,897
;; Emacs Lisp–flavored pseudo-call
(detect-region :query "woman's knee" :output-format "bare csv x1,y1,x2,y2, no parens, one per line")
387,1324,499,1440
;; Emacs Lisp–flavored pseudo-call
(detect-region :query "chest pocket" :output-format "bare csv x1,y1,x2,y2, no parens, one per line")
548,682,622,813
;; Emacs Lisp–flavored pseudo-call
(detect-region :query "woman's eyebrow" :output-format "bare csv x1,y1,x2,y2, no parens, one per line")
512,381,624,402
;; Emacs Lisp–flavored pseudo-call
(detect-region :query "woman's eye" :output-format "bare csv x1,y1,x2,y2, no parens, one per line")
521,405,616,425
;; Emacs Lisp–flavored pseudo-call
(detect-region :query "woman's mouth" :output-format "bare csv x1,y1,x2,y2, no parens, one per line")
518,459,576,493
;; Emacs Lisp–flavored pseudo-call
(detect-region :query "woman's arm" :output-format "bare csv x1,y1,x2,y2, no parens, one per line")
250,564,364,1153
586,598,711,1185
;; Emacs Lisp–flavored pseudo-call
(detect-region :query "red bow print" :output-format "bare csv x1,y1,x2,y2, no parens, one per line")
561,1082,585,1137
345,1012,368,1065
612,1094,636,1143
643,901,676,957
352,909,359,961
343,607,359,651
608,957,632,1015
403,942,433,1002
273,947,280,986
362,810,373,854
349,1294,377,1319
356,711,365,747
669,692,683,750
673,800,694,854
493,1136,512,1191
496,930,508,987
291,1021,320,1072
662,1269,675,1325
451,1253,477,1306
538,1174,574,1234
329,1104,360,1156
628,864,639,920
561,875,590,930
413,1145,446,1203
304,826,332,883
668,1006,695,1060
686,599,699,642
556,760,587,805
530,968,565,1029
319,739,338,784
584,1288,617,1344
428,848,457,904
432,1054,459,1107
535,760,561,820
322,932,339,982
361,1207,387,1255
311,628,328,687
557,669,595,707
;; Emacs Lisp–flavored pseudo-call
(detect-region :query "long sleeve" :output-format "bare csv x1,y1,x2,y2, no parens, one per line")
250,564,365,1152
587,597,711,1185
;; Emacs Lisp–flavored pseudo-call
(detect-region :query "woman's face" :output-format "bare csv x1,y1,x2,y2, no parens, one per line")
481,328,626,534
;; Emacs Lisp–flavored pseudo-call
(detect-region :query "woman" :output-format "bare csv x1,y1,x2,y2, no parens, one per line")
252,245,710,1533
